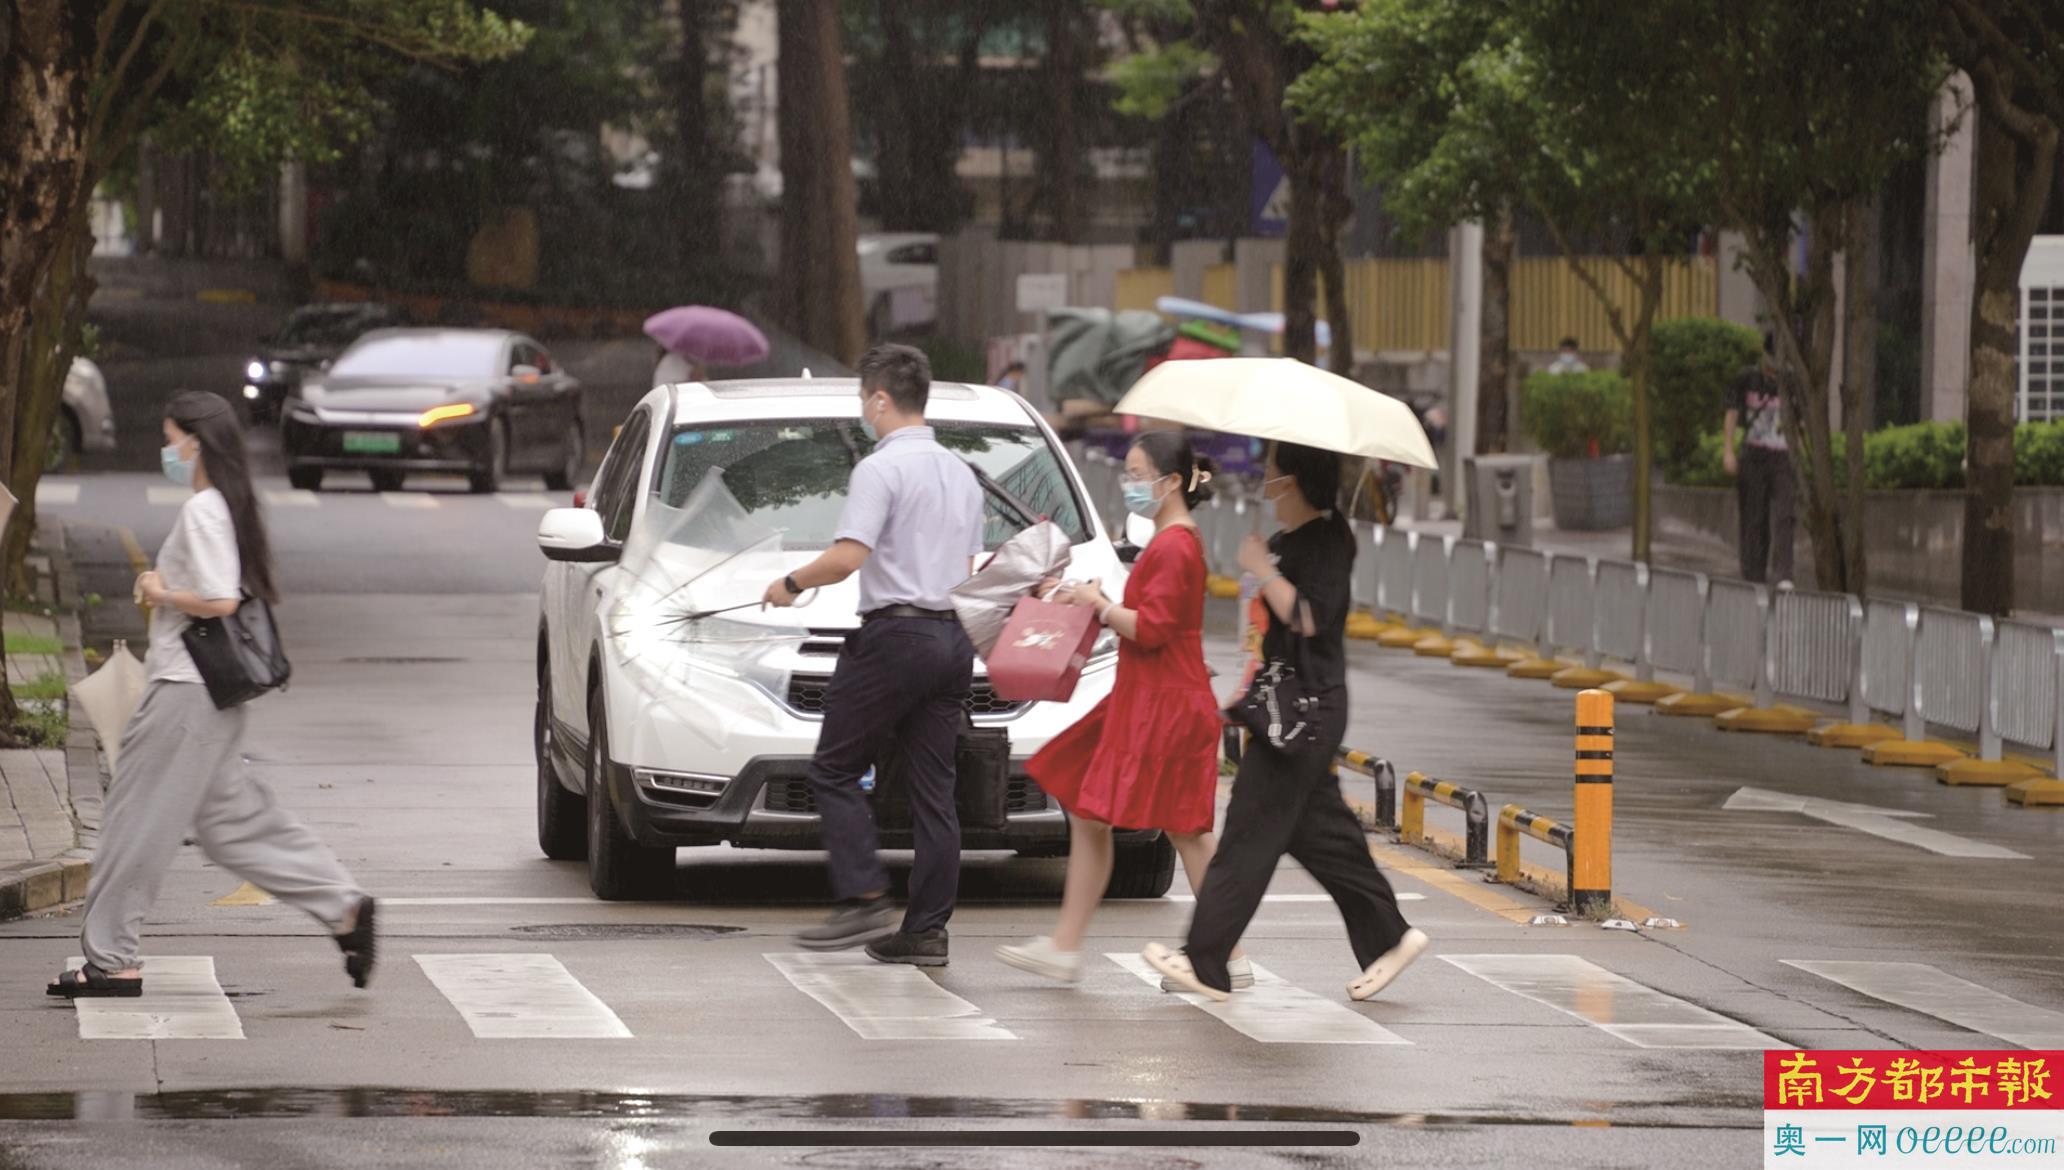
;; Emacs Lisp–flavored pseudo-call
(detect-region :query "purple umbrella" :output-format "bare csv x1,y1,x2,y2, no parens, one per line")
642,306,771,367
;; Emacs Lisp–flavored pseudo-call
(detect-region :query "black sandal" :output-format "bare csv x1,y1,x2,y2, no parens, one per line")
47,962,143,999
334,895,377,989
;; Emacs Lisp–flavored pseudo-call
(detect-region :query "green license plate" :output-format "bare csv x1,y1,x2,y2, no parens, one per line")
342,431,402,455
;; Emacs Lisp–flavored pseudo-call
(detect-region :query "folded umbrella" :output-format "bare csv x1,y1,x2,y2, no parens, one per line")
1113,357,1438,469
642,306,771,367
951,521,1073,659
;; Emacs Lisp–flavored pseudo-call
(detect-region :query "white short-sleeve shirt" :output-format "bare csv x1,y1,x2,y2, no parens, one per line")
833,426,985,613
145,488,244,683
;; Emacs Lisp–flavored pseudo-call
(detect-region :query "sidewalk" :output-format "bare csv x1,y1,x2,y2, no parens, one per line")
0,529,100,918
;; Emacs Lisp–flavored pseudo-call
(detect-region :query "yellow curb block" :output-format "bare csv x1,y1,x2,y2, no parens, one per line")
1601,678,1683,705
1377,626,1435,649
1505,657,1565,680
1862,739,1968,768
1654,690,1752,717
1937,758,2047,787
211,881,276,906
1345,612,1388,640
2006,778,2064,807
1453,645,1526,669
1807,722,1906,749
1412,634,1457,658
1714,705,1818,734
1205,574,1241,600
1551,666,1626,689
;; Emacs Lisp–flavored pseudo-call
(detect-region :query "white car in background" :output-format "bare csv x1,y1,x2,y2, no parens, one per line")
858,232,938,335
533,376,1175,900
52,357,117,471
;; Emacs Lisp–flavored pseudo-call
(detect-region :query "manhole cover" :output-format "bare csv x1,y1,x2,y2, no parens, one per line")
507,923,745,941
340,657,466,665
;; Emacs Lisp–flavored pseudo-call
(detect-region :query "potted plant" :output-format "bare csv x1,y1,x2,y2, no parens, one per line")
1521,369,1633,530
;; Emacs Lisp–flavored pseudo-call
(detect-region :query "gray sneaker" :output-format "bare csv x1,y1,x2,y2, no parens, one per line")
866,928,949,967
796,899,897,951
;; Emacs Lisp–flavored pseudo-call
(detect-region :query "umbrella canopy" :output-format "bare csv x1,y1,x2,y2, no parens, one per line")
1113,357,1438,469
642,306,771,367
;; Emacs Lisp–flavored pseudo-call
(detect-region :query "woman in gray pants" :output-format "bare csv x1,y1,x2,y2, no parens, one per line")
47,392,375,999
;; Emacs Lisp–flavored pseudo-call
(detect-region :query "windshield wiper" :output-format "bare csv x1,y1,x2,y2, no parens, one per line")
966,462,1041,529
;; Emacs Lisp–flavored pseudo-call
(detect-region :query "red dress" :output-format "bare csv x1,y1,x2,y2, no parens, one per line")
1027,525,1221,834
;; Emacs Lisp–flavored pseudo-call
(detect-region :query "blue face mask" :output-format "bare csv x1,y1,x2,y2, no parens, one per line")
1122,479,1168,519
859,395,880,442
161,442,196,487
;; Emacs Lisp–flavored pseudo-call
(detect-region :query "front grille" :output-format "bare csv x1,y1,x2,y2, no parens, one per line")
785,674,1025,718
762,775,1049,816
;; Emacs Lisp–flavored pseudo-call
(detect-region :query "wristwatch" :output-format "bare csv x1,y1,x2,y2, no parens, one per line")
784,573,803,596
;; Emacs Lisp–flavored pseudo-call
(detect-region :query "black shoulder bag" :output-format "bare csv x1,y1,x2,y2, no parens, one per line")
1225,596,1327,754
181,592,291,710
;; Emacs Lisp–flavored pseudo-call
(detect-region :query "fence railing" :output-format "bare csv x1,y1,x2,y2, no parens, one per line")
1354,523,2064,789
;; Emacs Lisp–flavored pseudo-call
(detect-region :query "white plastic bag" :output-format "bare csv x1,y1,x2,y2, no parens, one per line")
70,639,144,770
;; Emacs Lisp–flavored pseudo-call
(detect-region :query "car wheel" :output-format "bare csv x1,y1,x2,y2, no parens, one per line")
288,466,324,492
585,686,673,900
536,658,587,861
46,411,77,474
1105,833,1177,899
368,470,405,493
543,424,582,492
469,420,507,494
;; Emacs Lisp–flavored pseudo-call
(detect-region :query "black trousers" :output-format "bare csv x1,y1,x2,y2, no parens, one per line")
1185,729,1412,993
1737,446,1796,584
805,615,974,934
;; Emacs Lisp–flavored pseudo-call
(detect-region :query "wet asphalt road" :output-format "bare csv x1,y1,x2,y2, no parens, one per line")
4,296,2058,1167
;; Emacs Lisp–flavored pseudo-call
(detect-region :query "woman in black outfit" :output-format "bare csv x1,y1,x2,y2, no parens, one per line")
1145,441,1428,1002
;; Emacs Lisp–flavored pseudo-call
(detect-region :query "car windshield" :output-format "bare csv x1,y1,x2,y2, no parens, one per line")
329,334,503,380
276,308,386,348
654,420,1091,551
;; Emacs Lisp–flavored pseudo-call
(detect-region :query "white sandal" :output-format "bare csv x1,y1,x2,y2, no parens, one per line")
1142,942,1230,1003
1347,928,1429,1001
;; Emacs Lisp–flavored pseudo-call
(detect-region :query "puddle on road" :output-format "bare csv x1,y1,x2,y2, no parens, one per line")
505,923,746,941
0,1086,1762,1126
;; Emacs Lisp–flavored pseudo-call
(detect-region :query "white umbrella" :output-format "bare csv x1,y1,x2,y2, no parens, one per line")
1113,357,1438,469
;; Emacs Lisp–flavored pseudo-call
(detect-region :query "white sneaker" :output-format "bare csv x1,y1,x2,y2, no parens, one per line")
1160,955,1254,993
1142,942,1229,1002
996,936,1082,984
1347,928,1429,1001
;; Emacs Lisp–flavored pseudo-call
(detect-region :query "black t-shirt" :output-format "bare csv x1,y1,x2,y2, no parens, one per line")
1261,515,1355,693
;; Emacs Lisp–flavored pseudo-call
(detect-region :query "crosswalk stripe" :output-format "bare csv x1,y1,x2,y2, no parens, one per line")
1784,960,2064,1049
1106,953,1410,1045
1161,892,1424,903
264,489,319,508
1443,954,1781,1049
145,485,188,506
414,953,631,1039
498,493,555,510
67,956,242,1040
35,481,79,506
765,952,1016,1040
381,492,439,510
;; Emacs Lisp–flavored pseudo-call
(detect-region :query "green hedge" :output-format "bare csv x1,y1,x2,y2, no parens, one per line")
1521,369,1633,459
1651,317,1762,480
1668,418,2064,489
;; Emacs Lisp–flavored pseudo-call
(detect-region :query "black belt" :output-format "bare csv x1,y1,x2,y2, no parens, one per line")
863,605,956,622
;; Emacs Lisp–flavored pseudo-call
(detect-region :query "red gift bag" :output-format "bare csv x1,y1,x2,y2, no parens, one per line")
985,595,1100,702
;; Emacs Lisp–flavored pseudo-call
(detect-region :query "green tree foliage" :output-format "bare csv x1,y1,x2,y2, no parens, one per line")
1649,317,1762,480
1520,370,1632,461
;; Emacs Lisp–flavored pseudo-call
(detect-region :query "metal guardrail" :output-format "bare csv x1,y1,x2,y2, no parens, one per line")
1337,748,1398,827
1642,568,1709,691
1988,621,2064,767
1377,528,1415,618
1768,588,1864,706
1916,606,1993,736
1354,523,1380,612
1490,546,1550,648
1592,559,1648,671
1853,599,1922,735
1448,539,1495,640
1410,532,1452,631
1544,553,1597,664
1401,771,1491,868
1703,578,1771,703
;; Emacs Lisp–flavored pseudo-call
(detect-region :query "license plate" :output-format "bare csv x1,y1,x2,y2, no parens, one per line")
342,431,402,455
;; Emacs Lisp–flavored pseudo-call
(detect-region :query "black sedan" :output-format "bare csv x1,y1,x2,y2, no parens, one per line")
242,302,409,425
281,328,584,494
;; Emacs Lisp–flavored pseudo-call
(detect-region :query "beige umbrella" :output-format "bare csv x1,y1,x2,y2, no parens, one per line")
70,639,144,771
1113,357,1438,469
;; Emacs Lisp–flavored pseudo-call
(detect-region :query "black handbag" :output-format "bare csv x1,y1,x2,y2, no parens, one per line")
181,592,291,710
1226,597,1327,754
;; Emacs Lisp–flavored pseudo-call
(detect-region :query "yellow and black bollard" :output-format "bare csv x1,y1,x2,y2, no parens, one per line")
1572,689,1614,916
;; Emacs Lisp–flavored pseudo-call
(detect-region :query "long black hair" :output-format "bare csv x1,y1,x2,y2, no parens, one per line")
1131,430,1218,507
167,391,277,604
1272,440,1354,540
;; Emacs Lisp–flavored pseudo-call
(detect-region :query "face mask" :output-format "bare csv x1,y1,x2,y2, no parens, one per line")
161,441,196,487
859,395,882,441
1122,478,1169,519
1262,474,1295,503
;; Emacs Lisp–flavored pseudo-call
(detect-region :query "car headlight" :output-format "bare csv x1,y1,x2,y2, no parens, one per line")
418,402,477,428
246,359,266,381
613,613,796,699
242,384,261,399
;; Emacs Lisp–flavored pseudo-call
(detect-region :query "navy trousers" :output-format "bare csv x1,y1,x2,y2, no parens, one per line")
805,616,974,934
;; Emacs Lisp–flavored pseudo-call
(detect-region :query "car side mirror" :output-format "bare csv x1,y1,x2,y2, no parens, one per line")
538,508,617,563
1117,542,1142,566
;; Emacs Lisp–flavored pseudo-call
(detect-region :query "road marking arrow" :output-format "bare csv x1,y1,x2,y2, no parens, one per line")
1723,786,2029,859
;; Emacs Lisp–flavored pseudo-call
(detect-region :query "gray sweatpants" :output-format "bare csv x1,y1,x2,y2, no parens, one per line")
80,681,363,972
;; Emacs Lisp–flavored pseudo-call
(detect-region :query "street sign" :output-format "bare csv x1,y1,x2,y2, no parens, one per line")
1016,273,1068,313
1722,786,2029,859
1250,140,1288,238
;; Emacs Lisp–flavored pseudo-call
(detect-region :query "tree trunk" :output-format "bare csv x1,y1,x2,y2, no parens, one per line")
1281,149,1322,365
7,209,94,596
671,0,719,271
1045,0,1083,242
1477,204,1516,454
776,0,865,363
1839,195,1879,596
1316,141,1354,378
1958,63,2058,617
1627,255,1664,564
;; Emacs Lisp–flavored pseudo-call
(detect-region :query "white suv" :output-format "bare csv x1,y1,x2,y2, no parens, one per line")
534,377,1178,900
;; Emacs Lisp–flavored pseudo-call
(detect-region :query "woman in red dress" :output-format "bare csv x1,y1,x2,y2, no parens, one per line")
997,432,1245,985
